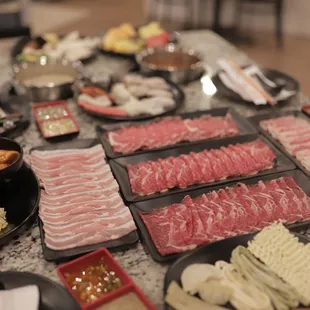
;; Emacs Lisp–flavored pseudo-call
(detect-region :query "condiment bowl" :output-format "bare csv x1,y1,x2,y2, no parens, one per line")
136,44,205,84
0,137,23,182
57,248,156,310
13,58,82,102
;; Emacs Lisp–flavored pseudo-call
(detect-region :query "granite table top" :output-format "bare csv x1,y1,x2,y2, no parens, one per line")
0,30,309,309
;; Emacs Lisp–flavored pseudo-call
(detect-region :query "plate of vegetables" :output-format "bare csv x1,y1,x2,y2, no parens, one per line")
99,22,176,57
164,223,310,310
12,31,100,64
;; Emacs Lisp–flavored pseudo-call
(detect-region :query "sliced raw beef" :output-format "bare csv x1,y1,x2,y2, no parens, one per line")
189,151,214,183
139,176,310,256
131,161,158,195
158,157,178,189
127,139,275,196
173,157,193,188
150,161,167,192
108,113,240,154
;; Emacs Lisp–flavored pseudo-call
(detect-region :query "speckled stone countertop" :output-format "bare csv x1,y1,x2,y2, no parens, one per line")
0,30,309,309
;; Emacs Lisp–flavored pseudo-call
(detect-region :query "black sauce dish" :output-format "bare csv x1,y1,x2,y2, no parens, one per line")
0,137,23,182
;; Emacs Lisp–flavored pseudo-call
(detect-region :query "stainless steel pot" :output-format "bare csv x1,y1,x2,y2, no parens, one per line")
13,58,82,102
136,44,205,84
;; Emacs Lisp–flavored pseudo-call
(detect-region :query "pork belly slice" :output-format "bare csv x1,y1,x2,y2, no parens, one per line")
32,157,107,173
31,144,104,159
260,115,297,131
44,220,136,250
33,160,109,180
41,170,113,187
40,188,119,205
31,153,105,170
40,193,124,214
42,208,134,235
43,178,119,196
40,206,127,225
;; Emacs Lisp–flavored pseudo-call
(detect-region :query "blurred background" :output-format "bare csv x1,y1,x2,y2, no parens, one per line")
0,0,309,94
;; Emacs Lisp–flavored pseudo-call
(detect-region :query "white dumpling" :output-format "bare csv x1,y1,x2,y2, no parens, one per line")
123,74,144,86
147,89,173,98
121,101,145,116
140,97,175,109
198,280,232,305
127,84,149,97
110,83,132,105
145,77,169,89
181,264,222,295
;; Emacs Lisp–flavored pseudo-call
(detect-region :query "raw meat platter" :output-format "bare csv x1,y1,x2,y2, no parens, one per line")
163,231,310,310
249,110,310,178
97,107,257,159
30,139,139,262
110,133,295,202
129,170,310,263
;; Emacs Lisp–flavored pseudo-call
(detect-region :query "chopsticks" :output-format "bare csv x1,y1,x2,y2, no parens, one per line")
225,59,275,105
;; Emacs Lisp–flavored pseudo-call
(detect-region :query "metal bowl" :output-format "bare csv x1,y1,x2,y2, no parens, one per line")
13,58,82,102
136,44,205,84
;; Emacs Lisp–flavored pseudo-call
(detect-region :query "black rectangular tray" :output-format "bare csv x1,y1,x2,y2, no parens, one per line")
129,170,310,263
30,138,139,262
248,110,310,178
110,134,295,202
97,107,257,159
